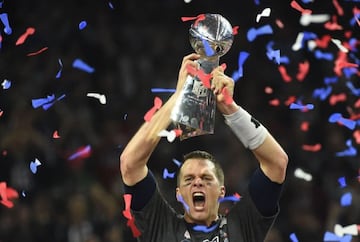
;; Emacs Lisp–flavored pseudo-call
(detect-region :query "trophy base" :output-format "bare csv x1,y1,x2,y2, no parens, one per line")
174,122,214,141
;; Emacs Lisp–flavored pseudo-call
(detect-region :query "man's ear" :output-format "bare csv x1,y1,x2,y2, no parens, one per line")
219,185,226,198
176,187,180,201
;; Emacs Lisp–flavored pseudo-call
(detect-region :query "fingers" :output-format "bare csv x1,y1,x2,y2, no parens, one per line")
176,53,201,92
210,66,234,95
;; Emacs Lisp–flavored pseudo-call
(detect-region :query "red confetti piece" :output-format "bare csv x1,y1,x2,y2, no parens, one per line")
332,0,344,16
302,143,322,152
334,52,358,76
123,194,141,238
278,65,292,82
27,47,48,56
173,128,183,137
0,182,19,208
354,98,360,108
232,26,239,35
324,15,343,31
181,14,205,27
0,110,3,117
52,130,61,139
353,130,360,144
315,35,331,49
296,60,309,81
264,86,273,94
329,93,347,105
144,96,163,122
275,19,284,28
269,99,280,106
290,0,312,15
300,121,309,131
15,27,35,46
186,64,212,88
284,96,297,106
221,87,233,105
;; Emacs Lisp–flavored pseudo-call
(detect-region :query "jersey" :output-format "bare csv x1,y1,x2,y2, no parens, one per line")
130,181,278,242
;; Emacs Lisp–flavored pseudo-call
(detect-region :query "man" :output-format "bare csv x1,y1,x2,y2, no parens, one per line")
120,53,288,241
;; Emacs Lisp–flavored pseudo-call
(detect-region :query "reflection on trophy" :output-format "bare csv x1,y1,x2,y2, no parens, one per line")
171,13,234,140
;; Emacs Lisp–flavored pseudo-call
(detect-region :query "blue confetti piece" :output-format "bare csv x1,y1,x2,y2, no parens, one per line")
328,113,356,130
247,24,273,42
72,58,95,73
266,49,281,65
193,223,218,233
338,177,347,188
1,79,11,89
336,139,357,157
218,195,241,203
177,194,190,212
232,51,249,82
0,13,12,35
340,192,352,206
79,20,87,30
324,231,352,242
21,190,26,197
151,88,176,93
314,50,334,61
202,38,215,57
29,158,41,174
324,76,338,85
56,58,63,79
312,86,332,100
172,158,182,167
289,233,299,242
68,145,91,160
289,103,314,110
32,94,56,108
163,168,176,179
346,81,360,96
108,1,114,9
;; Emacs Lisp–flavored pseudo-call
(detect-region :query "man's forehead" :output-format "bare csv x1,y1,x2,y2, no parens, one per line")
181,159,215,173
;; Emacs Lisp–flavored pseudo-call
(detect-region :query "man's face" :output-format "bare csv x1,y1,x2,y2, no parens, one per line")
176,158,225,226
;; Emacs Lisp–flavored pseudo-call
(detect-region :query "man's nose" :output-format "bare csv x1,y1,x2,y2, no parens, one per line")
193,177,204,186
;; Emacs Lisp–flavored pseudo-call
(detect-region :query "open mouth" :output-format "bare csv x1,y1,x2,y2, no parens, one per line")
193,192,205,209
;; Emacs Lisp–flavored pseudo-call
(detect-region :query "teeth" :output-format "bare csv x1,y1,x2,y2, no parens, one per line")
193,192,204,197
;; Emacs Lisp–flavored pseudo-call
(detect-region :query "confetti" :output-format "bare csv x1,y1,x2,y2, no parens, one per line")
193,223,218,233
158,129,182,142
218,193,241,203
122,194,141,238
278,65,292,82
290,0,312,15
202,38,215,57
0,13,12,35
15,27,35,45
176,194,190,212
334,224,359,237
338,177,347,188
232,51,249,82
186,64,212,88
32,94,66,110
78,20,87,30
323,231,352,242
172,158,182,167
294,168,312,181
87,93,107,104
336,139,357,157
144,96,162,122
29,158,41,174
289,102,314,111
1,79,11,89
27,47,48,56
302,143,322,152
52,130,60,139
256,7,271,23
68,145,91,160
340,192,352,206
151,88,176,93
72,58,95,73
328,113,356,130
300,13,330,26
55,58,63,78
0,182,19,208
289,233,299,242
162,168,176,179
247,24,273,42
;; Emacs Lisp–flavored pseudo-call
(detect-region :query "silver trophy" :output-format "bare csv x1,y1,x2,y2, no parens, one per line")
171,13,234,140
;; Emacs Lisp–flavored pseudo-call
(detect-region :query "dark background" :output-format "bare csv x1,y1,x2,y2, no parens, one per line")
0,0,359,241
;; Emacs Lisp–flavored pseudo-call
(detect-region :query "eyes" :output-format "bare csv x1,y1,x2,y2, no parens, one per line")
183,175,214,184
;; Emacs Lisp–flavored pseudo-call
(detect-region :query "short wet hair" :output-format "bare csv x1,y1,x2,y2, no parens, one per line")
177,150,224,186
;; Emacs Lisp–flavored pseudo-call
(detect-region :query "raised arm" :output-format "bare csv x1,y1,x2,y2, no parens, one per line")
211,66,288,184
120,53,200,186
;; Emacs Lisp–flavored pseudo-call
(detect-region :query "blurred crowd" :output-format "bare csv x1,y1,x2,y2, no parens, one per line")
0,0,359,241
